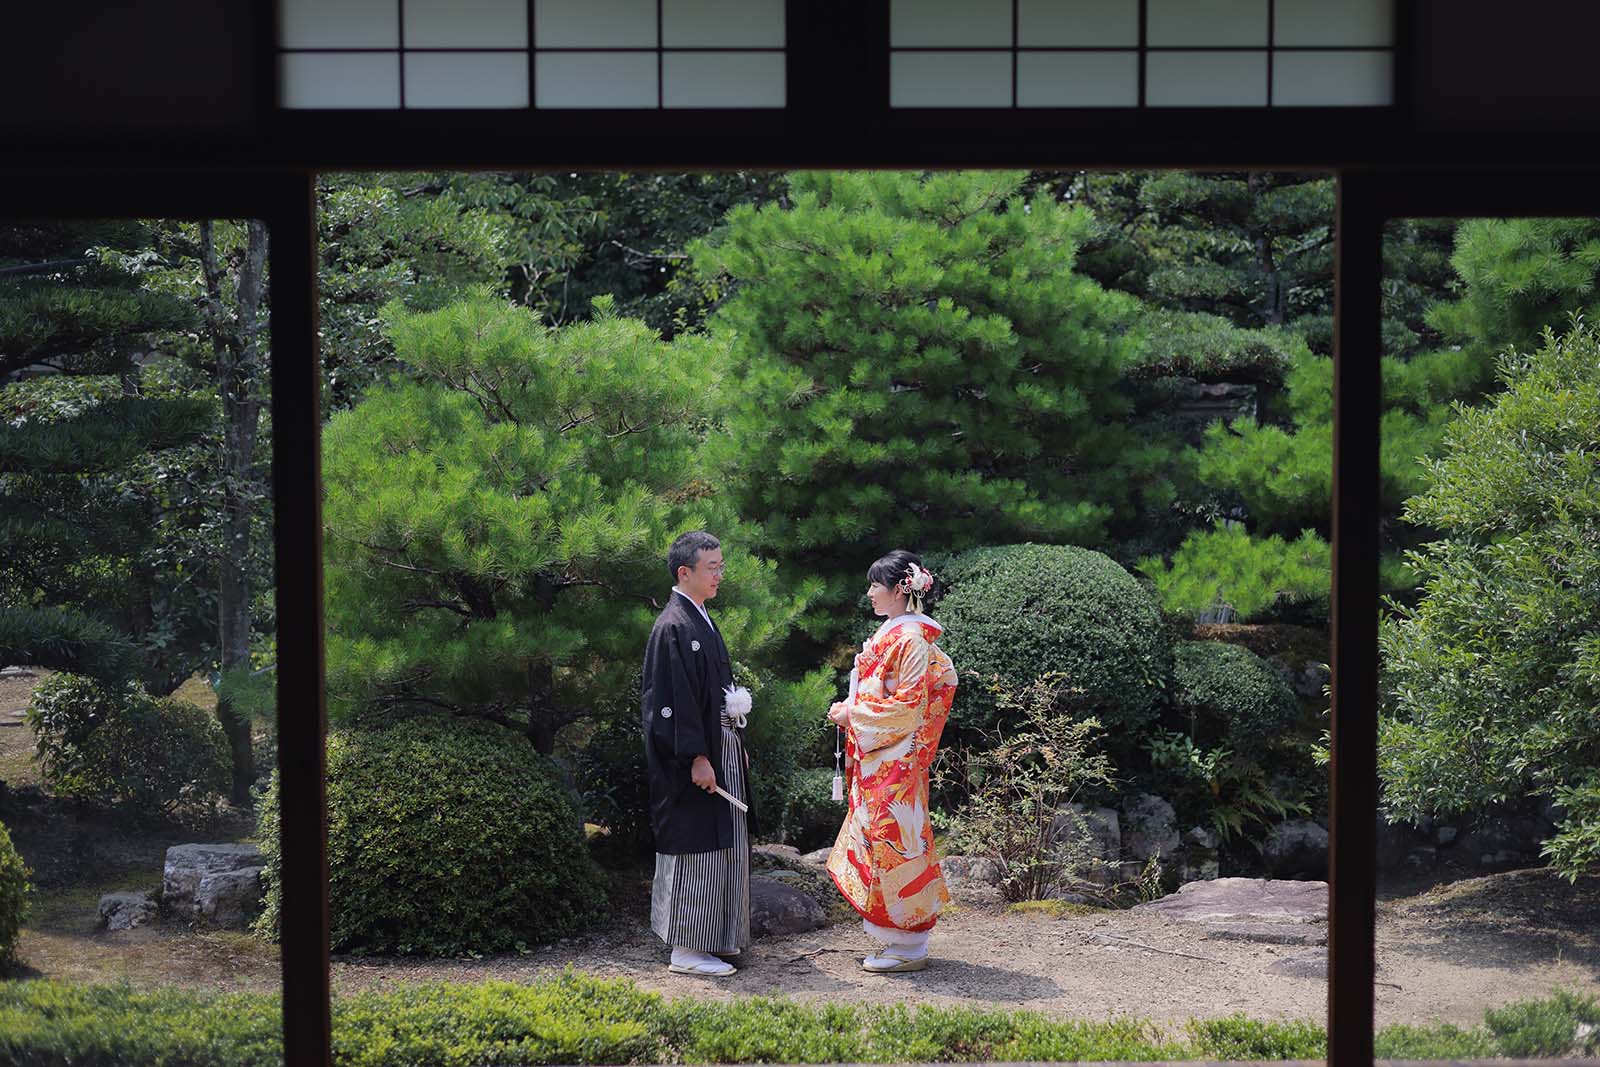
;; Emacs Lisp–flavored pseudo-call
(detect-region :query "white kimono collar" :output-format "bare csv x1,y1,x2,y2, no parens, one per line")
876,612,942,638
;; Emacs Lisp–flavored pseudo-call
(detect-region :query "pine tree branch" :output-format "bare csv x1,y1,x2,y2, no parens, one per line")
0,257,91,279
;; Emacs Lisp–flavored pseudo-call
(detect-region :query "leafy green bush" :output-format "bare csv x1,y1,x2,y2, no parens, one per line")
938,674,1117,902
256,714,606,955
0,818,31,970
1380,322,1600,879
1170,640,1300,756
25,672,229,818
782,767,846,852
937,543,1171,741
2,975,1586,1065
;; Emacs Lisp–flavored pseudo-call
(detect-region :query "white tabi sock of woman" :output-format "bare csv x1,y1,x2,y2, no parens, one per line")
863,919,929,959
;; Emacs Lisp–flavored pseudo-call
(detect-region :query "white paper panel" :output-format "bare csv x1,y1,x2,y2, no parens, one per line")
1018,0,1138,47
404,52,529,107
281,52,401,108
1272,49,1392,106
1145,50,1267,106
404,0,527,48
280,0,398,48
1017,51,1138,106
890,51,1012,107
663,51,785,107
890,0,1011,48
1147,0,1268,47
535,0,656,48
1274,0,1394,46
536,51,658,107
662,0,784,47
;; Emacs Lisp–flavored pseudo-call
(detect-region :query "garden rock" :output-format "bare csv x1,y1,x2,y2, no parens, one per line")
1050,804,1120,885
800,847,832,866
1261,819,1329,879
940,855,1002,885
750,875,826,936
754,843,802,862
1133,877,1327,925
1181,825,1221,882
1121,794,1179,866
98,891,157,931
163,843,265,926
939,855,1006,903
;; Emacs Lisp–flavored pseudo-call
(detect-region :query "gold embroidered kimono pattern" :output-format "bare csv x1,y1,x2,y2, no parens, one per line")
827,615,957,931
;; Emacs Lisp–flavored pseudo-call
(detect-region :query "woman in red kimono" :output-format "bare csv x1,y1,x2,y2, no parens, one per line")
826,549,958,973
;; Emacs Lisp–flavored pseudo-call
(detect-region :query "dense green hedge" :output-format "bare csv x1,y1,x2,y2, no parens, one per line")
1170,640,1301,756
25,672,229,817
2,976,1595,1065
937,544,1171,740
783,767,847,852
578,665,835,861
0,818,30,969
256,714,606,955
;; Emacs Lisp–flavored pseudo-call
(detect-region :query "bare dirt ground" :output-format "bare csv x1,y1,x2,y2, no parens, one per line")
5,669,1598,1027
331,869,1600,1028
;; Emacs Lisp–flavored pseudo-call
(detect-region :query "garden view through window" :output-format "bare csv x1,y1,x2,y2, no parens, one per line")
1,185,1596,1064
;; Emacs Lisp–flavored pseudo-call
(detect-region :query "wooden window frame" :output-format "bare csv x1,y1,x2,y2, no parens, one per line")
2,157,1589,1067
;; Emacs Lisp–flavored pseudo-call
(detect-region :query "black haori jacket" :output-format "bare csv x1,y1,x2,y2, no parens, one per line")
641,592,743,854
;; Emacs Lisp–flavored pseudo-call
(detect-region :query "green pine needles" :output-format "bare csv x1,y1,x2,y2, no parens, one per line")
321,296,814,751
694,171,1164,650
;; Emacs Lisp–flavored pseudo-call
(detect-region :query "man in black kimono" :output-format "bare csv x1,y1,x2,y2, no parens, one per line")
641,530,750,976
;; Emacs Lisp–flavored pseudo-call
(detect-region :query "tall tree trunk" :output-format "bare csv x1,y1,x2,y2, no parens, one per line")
202,220,269,805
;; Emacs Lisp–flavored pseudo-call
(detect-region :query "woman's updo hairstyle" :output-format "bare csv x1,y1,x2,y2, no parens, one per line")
868,549,943,614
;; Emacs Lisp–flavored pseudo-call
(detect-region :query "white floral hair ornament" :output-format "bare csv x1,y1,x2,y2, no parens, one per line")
896,562,936,613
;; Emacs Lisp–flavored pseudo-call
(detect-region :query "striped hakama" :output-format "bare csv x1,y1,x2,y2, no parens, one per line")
650,718,750,953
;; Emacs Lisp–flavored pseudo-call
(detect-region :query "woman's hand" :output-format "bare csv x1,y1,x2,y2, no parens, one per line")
827,701,851,726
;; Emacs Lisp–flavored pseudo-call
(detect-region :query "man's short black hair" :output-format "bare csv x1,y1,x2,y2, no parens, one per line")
668,530,721,583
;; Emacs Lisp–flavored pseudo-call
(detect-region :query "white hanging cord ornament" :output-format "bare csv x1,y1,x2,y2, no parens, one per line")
832,725,844,802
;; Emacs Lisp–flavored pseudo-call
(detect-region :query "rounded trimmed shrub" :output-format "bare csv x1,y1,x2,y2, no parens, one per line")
0,818,30,969
256,714,607,956
26,672,229,817
936,544,1172,739
1171,639,1300,755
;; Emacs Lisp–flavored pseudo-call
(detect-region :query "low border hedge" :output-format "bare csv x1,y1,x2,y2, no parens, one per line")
1,974,1594,1065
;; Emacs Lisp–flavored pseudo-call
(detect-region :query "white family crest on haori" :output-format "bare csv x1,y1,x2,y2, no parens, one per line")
692,639,701,651
722,684,753,728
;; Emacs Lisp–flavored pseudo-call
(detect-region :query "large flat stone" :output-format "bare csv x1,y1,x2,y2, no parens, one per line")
1203,922,1328,946
1134,877,1328,925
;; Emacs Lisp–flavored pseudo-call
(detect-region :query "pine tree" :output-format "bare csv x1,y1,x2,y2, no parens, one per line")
696,171,1169,651
321,296,814,753
0,222,212,688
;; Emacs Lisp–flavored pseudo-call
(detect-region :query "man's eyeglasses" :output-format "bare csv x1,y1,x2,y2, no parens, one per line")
698,563,725,576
